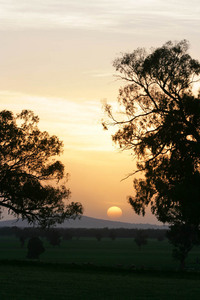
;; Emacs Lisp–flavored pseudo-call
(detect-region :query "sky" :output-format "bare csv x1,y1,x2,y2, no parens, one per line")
0,0,200,224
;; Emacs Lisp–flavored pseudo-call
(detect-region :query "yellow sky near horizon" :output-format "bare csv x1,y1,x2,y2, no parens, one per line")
0,0,200,224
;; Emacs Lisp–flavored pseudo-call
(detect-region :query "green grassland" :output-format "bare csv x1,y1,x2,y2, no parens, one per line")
0,236,200,299
1,236,200,269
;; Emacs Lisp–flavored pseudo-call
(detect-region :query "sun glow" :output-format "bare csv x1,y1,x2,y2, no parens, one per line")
107,206,122,220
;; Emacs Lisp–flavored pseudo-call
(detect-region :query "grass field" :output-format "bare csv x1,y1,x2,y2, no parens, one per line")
0,236,200,299
1,236,200,270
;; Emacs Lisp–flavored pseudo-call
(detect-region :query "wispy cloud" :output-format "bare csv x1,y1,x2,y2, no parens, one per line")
0,0,199,33
83,70,113,78
0,90,114,152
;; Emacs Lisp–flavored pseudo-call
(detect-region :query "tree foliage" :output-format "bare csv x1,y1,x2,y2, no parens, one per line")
0,110,83,227
134,230,148,250
167,224,200,270
103,40,200,266
46,229,61,246
27,236,45,259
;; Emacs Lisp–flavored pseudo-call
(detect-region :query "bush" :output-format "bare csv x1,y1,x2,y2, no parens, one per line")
27,237,45,259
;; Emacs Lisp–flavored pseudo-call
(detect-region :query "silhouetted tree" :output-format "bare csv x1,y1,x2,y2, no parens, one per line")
103,40,200,267
134,231,148,250
14,228,29,248
19,236,26,248
167,224,200,270
0,110,83,227
27,237,45,259
109,231,116,241
95,232,102,242
46,229,61,246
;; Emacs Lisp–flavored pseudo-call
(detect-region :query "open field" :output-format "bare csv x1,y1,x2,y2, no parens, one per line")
1,261,200,299
1,236,200,270
0,236,200,299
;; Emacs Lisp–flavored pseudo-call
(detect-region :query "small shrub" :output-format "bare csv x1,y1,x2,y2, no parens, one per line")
27,237,45,259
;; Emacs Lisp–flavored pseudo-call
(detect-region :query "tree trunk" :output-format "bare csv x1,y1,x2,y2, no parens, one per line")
180,259,185,271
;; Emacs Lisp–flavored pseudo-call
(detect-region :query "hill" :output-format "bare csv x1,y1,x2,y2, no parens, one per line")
0,216,167,229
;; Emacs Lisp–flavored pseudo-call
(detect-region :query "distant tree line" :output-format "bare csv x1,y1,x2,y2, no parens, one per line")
0,226,167,260
0,226,167,242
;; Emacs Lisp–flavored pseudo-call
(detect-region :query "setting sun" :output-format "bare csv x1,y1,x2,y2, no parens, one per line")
107,206,122,220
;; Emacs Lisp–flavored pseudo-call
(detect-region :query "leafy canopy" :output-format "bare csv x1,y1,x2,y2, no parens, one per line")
103,40,200,226
0,110,83,227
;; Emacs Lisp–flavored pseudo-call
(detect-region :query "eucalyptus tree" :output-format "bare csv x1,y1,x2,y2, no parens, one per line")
103,40,200,268
0,110,83,227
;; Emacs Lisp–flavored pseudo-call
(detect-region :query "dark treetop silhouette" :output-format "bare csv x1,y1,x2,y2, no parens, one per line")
103,40,200,267
0,110,83,227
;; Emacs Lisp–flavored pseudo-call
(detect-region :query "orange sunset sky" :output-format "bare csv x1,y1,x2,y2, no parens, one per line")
0,0,200,224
